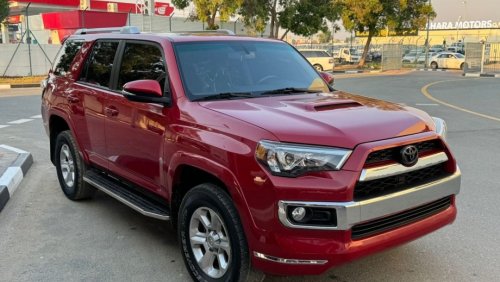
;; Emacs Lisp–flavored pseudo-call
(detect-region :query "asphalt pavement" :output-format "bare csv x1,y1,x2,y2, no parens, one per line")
0,71,499,282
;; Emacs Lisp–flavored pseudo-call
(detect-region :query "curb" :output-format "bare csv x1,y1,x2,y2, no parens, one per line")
414,68,447,72
463,73,500,78
0,145,33,212
0,84,41,89
331,70,382,74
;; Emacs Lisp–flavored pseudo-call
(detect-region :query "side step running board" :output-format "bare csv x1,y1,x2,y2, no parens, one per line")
83,170,170,221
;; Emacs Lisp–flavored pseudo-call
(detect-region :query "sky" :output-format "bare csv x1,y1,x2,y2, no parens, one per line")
433,0,499,22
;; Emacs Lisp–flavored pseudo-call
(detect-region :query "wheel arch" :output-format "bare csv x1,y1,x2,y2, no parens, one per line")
167,153,256,235
49,114,71,165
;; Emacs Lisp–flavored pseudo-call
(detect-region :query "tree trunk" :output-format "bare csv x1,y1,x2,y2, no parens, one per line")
269,0,278,38
280,29,289,40
207,6,219,30
358,28,374,67
274,21,280,39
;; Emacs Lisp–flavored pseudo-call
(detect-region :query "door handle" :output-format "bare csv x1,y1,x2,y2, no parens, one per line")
67,95,80,104
105,106,119,117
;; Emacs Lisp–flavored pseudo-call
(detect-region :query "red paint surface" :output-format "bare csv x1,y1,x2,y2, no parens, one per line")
41,33,459,276
41,10,127,42
17,0,79,7
16,0,174,16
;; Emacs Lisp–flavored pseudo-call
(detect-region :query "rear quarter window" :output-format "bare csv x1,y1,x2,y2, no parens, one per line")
52,40,84,76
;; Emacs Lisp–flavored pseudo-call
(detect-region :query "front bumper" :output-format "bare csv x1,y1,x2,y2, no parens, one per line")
278,166,460,231
252,168,461,275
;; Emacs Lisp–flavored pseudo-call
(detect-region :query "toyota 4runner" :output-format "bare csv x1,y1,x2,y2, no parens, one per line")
41,27,461,281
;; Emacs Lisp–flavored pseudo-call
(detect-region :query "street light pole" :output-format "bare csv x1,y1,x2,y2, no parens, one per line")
424,0,431,69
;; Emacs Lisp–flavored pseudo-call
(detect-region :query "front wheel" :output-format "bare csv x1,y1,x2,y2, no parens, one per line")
178,184,249,282
430,61,438,69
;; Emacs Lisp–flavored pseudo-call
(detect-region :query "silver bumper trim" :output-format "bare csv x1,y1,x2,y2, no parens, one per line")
278,167,461,230
253,252,328,265
359,152,449,182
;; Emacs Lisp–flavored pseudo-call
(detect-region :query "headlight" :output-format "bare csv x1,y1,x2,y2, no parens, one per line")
255,140,352,177
432,117,447,140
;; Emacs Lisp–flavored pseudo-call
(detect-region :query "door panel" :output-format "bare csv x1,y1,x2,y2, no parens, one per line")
72,84,108,169
105,41,169,194
76,40,121,169
105,94,167,193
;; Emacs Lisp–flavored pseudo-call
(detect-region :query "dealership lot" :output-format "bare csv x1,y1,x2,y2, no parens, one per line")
0,71,499,282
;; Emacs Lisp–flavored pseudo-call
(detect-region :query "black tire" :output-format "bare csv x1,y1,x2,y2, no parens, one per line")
430,61,438,69
460,63,465,70
313,64,323,71
54,130,95,200
178,184,249,282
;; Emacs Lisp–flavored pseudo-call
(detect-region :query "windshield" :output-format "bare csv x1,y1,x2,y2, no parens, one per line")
455,53,465,58
173,41,329,100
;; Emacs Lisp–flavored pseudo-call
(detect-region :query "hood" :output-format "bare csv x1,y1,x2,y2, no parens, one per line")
200,91,435,149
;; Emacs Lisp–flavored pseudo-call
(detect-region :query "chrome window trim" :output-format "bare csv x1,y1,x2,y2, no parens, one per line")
253,252,328,265
358,152,449,182
278,167,460,230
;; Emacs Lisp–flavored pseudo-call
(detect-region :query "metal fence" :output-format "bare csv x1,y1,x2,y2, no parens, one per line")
464,42,500,74
381,44,403,71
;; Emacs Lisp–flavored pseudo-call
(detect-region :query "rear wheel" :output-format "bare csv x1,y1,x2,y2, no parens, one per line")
430,61,438,69
55,130,95,200
313,64,323,71
179,184,249,282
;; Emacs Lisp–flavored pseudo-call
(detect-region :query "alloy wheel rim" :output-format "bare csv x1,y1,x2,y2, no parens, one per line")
59,144,75,187
189,207,231,278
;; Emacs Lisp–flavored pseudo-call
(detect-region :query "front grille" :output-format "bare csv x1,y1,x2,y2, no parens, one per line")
354,164,450,201
351,196,452,240
365,140,443,166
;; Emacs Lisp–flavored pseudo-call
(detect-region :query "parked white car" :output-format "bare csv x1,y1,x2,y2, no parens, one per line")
416,52,438,64
299,49,334,71
430,52,466,69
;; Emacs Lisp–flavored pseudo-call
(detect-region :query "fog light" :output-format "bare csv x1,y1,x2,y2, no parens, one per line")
291,207,307,222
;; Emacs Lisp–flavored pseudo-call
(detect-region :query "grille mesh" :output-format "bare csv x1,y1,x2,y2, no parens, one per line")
365,140,443,166
354,164,450,201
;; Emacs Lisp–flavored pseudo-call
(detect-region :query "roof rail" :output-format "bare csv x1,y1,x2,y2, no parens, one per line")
175,29,236,36
74,26,140,35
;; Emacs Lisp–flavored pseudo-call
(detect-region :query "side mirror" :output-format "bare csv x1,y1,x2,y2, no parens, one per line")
123,79,163,97
122,79,170,105
319,71,335,86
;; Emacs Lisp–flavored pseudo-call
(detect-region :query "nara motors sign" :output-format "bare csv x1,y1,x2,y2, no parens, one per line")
427,20,500,30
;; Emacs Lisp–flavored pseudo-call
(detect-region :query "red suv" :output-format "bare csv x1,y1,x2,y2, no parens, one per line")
42,27,461,281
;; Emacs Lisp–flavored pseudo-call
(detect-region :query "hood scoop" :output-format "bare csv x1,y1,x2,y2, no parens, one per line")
314,102,362,111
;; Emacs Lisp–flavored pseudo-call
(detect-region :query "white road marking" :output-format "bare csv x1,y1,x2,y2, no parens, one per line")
0,144,28,154
0,125,10,129
8,119,33,124
415,103,440,106
30,115,42,119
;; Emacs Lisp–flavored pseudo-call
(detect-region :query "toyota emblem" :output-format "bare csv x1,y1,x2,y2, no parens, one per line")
400,145,419,167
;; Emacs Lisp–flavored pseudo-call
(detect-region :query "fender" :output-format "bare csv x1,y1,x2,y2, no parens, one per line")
167,150,261,239
47,107,90,165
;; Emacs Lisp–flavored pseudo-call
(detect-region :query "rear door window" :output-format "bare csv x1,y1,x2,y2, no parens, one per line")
116,42,166,92
80,41,120,88
52,39,84,76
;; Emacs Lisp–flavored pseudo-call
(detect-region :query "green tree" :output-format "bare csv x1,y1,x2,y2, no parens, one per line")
0,0,9,24
279,0,340,39
172,0,243,30
239,0,340,39
340,0,435,67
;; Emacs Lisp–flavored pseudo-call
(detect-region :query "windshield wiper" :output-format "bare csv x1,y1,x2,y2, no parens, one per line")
192,92,255,101
260,87,322,95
